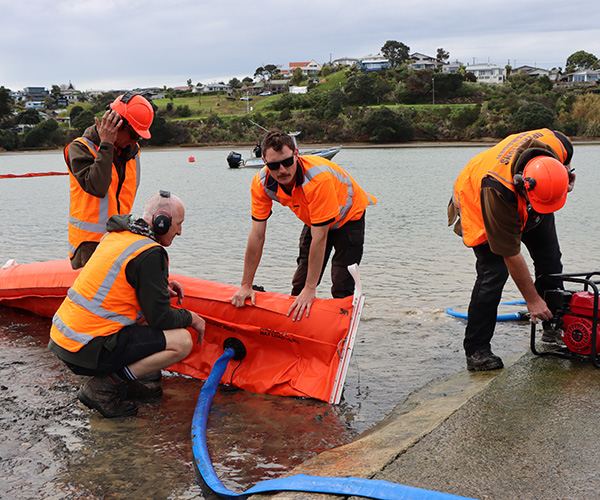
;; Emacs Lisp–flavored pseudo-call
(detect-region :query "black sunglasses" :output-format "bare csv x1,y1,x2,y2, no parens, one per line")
265,155,295,171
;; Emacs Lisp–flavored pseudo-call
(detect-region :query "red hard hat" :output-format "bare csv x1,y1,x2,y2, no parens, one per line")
110,93,154,139
522,156,569,213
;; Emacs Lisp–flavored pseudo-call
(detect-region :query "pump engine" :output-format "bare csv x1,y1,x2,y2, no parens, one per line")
545,288,600,355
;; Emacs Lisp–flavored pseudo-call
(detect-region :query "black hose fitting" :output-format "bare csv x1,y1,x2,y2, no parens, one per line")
223,337,247,361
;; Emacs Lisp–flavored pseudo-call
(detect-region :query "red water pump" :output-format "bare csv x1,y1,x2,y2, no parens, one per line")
547,290,600,355
532,273,600,367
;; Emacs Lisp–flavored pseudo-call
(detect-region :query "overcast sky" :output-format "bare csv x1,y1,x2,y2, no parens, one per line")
2,0,599,92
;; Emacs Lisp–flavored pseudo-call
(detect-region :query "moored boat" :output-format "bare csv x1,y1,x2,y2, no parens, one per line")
227,131,342,168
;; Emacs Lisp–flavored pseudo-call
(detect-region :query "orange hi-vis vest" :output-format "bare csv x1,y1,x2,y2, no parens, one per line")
50,231,159,352
452,129,566,248
65,137,140,259
251,155,377,228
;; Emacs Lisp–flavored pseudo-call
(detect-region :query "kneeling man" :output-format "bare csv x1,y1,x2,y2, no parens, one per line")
49,191,205,418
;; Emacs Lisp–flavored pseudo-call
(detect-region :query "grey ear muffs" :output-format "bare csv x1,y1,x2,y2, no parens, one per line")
152,190,172,235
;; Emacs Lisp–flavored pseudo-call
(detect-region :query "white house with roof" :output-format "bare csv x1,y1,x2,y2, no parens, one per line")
465,64,506,84
562,69,600,83
332,57,358,67
409,53,437,71
288,60,322,77
359,54,389,71
199,83,232,93
442,60,465,74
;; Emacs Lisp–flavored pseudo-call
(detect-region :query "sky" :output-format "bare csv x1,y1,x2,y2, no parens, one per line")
1,0,599,92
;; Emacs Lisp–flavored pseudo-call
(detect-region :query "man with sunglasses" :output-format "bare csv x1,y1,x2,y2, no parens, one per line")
231,130,377,321
64,92,154,269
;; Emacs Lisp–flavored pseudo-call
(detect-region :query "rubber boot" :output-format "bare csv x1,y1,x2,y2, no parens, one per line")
77,376,138,418
124,379,163,401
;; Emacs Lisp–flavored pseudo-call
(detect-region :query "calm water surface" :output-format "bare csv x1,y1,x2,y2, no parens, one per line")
1,144,599,499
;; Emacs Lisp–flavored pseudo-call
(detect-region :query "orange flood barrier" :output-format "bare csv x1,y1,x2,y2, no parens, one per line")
0,259,364,403
0,172,69,178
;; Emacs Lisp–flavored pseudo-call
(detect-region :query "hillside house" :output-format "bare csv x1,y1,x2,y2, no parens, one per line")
442,60,465,74
409,53,437,71
332,57,358,67
465,64,506,84
288,60,322,77
359,54,389,71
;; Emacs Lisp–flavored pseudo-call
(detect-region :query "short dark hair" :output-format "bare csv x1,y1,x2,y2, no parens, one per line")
262,130,295,153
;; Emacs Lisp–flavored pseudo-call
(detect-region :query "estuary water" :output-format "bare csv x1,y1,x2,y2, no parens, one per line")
1,143,599,499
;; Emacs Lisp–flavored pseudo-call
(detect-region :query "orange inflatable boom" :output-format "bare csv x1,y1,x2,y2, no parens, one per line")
0,259,364,403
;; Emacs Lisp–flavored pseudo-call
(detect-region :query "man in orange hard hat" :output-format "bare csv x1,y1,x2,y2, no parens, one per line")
448,129,575,371
64,91,154,269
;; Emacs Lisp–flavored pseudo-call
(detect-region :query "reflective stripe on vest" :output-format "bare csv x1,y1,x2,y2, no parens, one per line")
257,156,376,228
51,233,156,351
302,164,354,229
66,137,140,258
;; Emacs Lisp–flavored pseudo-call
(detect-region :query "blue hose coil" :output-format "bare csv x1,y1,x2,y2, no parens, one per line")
191,348,478,500
446,300,528,322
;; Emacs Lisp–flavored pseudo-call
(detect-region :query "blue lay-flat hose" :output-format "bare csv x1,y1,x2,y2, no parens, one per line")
446,300,529,322
191,347,478,500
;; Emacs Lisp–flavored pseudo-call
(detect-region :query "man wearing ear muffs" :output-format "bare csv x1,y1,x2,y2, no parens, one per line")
448,129,575,371
48,192,205,418
64,92,154,269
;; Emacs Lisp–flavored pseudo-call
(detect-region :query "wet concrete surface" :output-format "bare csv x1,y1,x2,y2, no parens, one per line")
256,349,600,500
0,306,356,500
5,301,600,500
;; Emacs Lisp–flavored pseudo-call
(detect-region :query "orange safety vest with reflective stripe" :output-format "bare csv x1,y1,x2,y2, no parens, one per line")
50,231,159,352
452,129,565,248
251,155,377,228
65,137,140,259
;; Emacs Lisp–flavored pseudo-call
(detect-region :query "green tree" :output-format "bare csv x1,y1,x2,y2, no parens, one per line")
363,107,413,142
177,104,191,117
0,129,18,150
345,72,378,105
23,119,63,148
566,50,598,71
0,86,13,121
72,110,95,133
436,48,449,65
381,40,410,69
228,77,242,88
512,102,555,132
15,109,41,125
69,105,84,121
291,67,304,86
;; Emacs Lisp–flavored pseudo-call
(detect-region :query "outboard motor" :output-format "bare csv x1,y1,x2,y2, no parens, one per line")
227,151,243,168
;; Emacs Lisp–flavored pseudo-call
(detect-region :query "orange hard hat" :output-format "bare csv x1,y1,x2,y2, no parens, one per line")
109,92,154,139
521,156,569,213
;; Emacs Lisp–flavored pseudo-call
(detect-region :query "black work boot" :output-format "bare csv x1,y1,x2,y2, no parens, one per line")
77,376,138,418
541,327,564,344
466,349,504,371
124,379,163,401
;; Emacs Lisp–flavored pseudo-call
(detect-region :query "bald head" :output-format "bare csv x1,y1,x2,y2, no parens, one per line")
143,192,185,246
